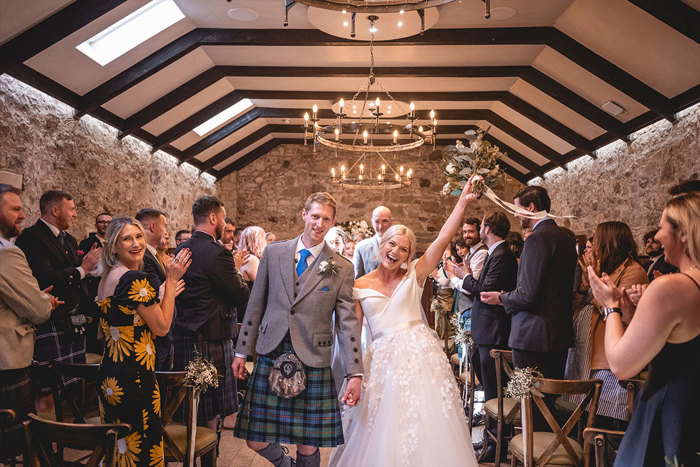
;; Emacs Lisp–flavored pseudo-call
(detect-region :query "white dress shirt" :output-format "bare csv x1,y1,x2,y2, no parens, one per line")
450,241,488,292
295,237,326,271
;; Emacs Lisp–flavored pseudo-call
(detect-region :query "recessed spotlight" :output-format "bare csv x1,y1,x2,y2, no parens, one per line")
343,21,348,27
399,9,405,14
388,105,392,109
397,21,403,27
387,110,391,114
342,9,346,14
227,8,258,21
352,105,357,109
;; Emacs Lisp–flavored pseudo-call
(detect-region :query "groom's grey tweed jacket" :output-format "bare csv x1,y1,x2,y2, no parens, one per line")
236,237,363,375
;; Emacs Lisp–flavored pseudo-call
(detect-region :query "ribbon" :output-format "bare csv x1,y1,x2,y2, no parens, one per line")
482,187,576,220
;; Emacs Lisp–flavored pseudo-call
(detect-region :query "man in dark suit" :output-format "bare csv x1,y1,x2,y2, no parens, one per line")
458,211,517,461
15,190,101,409
642,228,677,282
135,208,171,369
481,186,576,379
78,211,112,354
172,196,249,460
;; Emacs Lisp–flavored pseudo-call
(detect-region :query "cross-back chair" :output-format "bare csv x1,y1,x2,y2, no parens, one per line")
155,371,218,467
23,413,130,467
582,427,625,467
452,342,478,432
51,360,101,424
0,409,17,465
510,378,602,467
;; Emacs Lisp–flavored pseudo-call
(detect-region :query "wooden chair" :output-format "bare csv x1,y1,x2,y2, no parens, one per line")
452,342,478,432
510,378,602,467
155,371,218,467
0,409,17,465
29,362,65,422
23,413,130,467
479,349,521,467
51,360,101,424
582,428,625,467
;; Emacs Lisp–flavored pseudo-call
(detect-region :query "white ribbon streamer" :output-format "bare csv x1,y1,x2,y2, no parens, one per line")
482,187,576,220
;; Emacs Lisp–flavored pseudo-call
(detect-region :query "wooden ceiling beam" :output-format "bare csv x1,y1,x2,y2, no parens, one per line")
626,0,700,44
199,125,284,171
0,0,127,75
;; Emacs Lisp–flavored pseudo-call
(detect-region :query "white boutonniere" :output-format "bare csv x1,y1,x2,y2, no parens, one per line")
319,259,339,276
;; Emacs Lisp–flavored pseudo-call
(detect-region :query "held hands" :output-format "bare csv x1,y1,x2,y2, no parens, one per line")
41,285,64,311
342,376,362,407
232,356,249,380
480,291,503,305
80,243,102,273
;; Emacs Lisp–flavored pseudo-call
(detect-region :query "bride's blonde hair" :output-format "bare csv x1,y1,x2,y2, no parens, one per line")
378,224,416,273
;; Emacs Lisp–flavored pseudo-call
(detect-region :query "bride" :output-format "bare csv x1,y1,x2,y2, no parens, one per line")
329,176,480,467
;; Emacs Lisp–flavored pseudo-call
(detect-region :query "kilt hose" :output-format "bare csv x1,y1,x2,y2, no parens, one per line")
33,318,86,391
172,334,238,423
234,335,344,447
0,367,34,460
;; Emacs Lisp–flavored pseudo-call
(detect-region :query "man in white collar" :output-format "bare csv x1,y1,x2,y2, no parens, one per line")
15,189,101,411
353,205,393,278
446,217,489,316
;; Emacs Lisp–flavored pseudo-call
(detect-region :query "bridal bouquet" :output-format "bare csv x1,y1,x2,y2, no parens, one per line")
184,349,219,394
337,220,374,240
441,127,504,197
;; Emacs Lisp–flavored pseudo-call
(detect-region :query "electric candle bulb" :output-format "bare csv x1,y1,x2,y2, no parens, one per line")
381,164,386,174
400,166,404,175
418,126,424,133
331,168,336,177
359,174,363,181
393,130,398,143
339,98,344,111
375,97,380,110
304,112,309,128
395,173,400,181
407,169,413,179
378,174,382,181
429,109,435,120
360,164,364,174
409,101,415,117
363,130,368,144
312,104,318,119
335,128,340,140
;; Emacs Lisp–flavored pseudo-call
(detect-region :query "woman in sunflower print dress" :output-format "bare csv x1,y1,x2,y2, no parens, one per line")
96,217,190,467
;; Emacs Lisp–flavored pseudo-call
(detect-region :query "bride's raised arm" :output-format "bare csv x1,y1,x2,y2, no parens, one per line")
415,175,480,284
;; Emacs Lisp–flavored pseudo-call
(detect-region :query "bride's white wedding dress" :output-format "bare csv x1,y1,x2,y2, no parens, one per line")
329,261,477,467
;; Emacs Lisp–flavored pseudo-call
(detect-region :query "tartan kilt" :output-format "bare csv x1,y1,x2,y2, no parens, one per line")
0,367,34,460
234,337,344,447
173,334,238,423
33,318,86,391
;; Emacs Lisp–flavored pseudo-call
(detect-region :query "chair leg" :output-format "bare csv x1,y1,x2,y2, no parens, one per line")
495,417,502,467
511,453,517,467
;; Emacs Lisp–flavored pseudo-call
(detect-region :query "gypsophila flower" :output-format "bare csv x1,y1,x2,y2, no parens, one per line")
184,350,219,394
504,367,543,399
449,313,472,347
337,220,374,240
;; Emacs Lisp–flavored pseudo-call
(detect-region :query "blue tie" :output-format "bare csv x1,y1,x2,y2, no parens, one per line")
297,249,312,276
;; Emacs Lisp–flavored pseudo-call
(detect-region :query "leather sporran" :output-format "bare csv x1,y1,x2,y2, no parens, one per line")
268,352,306,398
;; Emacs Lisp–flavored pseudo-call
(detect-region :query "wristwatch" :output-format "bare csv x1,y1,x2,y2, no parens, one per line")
602,307,622,321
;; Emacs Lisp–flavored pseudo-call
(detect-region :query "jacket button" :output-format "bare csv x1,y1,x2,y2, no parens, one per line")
244,331,248,336
350,337,356,342
296,282,299,286
290,310,295,315
318,341,321,345
353,348,358,352
248,321,252,326
354,358,359,364
241,341,246,346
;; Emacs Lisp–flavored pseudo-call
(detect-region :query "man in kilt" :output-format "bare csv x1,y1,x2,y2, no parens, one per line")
172,196,250,462
15,190,102,412
233,192,363,467
0,184,54,461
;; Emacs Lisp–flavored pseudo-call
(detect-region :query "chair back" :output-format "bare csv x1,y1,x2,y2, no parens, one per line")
490,349,520,424
0,409,16,461
29,363,63,421
23,413,130,467
52,360,101,423
155,371,201,465
582,427,625,467
520,378,602,466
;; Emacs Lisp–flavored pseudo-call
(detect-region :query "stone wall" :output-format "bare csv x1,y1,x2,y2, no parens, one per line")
223,143,523,250
0,75,219,242
533,103,700,247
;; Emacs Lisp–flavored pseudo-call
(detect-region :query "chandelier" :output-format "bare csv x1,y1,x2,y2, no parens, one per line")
303,16,437,189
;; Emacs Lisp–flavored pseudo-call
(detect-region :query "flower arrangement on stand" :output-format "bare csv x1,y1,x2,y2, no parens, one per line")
441,127,505,197
184,349,219,394
337,220,374,240
504,367,544,399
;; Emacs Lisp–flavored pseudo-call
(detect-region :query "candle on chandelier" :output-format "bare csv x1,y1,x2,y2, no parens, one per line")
341,165,346,180
395,173,400,181
359,174,363,181
429,109,435,120
407,169,413,179
418,125,424,133
331,167,336,178
381,164,386,174
433,119,438,127
393,130,398,143
312,104,318,119
400,165,404,175
335,128,340,141
377,174,382,182
363,130,368,144
409,101,415,117
360,163,364,174
304,112,309,128
375,97,380,111
339,98,344,112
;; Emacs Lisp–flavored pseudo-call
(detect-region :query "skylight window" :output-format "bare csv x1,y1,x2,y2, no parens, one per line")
76,0,185,66
193,99,254,136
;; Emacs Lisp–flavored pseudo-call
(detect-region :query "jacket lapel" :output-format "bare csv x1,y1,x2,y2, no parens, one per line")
293,243,334,306
35,220,73,264
281,238,298,304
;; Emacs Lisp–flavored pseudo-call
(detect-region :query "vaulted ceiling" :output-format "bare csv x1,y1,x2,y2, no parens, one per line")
2,0,699,184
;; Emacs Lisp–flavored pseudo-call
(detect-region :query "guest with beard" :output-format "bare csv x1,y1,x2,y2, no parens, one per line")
221,217,236,251
642,228,677,282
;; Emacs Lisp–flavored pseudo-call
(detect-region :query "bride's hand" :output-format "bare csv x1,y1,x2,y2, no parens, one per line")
342,376,362,407
460,175,482,204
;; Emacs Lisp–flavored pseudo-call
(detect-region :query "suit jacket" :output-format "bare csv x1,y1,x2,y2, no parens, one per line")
0,245,52,369
78,233,104,305
462,241,517,346
500,219,577,352
15,220,87,318
647,254,678,282
237,237,363,374
143,248,172,342
173,230,249,340
353,236,380,278
78,232,103,253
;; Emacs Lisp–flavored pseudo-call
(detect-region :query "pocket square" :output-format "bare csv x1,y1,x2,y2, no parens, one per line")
319,286,329,291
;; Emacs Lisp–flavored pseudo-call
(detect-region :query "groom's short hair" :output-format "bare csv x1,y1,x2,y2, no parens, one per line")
304,192,337,218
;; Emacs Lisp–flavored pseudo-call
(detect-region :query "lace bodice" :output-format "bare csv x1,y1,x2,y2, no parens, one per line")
353,260,424,339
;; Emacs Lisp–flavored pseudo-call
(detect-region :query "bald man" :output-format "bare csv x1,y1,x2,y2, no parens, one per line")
353,206,393,278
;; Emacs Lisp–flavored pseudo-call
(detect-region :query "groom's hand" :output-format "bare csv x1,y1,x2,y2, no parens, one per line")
232,356,249,380
342,376,362,407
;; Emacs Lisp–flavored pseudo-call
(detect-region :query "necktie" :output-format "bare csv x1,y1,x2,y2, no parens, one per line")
58,231,66,248
297,249,312,276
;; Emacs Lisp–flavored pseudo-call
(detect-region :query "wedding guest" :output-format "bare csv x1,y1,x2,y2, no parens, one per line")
505,231,524,260
135,208,171,371
234,227,243,246
79,211,112,354
96,217,190,467
235,226,267,323
460,211,518,461
173,196,249,457
156,230,171,267
430,240,460,340
15,190,101,409
222,217,236,251
643,228,677,282
0,184,53,461
265,231,276,244
175,229,191,245
352,232,364,244
343,240,356,261
668,179,700,195
587,192,700,466
354,206,393,278
567,221,648,430
324,226,347,256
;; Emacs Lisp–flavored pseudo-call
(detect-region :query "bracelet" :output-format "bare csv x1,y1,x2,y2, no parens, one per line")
602,307,622,321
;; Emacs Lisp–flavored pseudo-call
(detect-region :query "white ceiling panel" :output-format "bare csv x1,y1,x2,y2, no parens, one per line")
212,134,275,171
0,0,74,44
490,101,575,154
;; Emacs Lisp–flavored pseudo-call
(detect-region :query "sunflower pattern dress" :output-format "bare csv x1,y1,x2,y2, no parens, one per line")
97,270,164,467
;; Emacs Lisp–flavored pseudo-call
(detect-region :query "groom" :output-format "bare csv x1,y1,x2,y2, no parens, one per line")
233,192,363,467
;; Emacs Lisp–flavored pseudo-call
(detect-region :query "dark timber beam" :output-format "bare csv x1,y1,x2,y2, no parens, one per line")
0,0,127,74
626,0,700,44
75,28,217,118
200,125,284,171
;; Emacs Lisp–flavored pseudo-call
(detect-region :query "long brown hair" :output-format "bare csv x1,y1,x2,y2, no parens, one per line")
594,221,638,275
